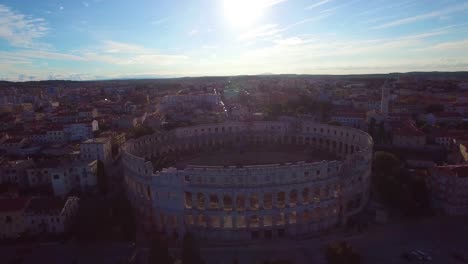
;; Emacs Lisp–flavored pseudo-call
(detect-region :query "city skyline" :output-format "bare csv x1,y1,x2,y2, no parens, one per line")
1,0,468,81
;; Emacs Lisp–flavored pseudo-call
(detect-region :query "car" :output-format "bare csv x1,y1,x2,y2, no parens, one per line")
415,250,432,261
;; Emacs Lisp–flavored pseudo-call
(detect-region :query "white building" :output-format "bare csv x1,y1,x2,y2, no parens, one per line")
63,120,99,141
427,165,468,215
80,137,112,164
50,160,98,197
24,196,79,235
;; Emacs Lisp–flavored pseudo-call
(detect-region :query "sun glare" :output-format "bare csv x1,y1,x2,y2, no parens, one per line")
223,0,267,28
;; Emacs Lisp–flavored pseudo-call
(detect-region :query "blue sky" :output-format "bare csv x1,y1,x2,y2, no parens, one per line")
1,0,468,81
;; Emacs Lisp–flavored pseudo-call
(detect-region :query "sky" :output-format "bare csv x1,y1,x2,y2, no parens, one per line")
1,0,468,81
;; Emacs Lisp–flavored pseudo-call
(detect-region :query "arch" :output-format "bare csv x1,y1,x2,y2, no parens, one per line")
184,192,192,209
196,193,205,210
313,188,320,203
302,210,312,222
209,194,219,209
210,216,221,228
223,195,233,211
249,215,259,228
263,192,273,209
263,215,273,227
275,212,285,226
277,191,286,208
236,215,246,228
197,214,207,227
289,189,298,206
250,193,259,210
236,195,245,211
288,211,297,224
302,188,310,204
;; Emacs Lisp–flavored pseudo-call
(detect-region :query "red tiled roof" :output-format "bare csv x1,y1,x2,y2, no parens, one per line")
434,112,462,118
433,165,468,178
25,197,66,214
0,197,30,212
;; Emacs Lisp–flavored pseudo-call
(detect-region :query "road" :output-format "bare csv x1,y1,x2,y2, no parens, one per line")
1,216,467,264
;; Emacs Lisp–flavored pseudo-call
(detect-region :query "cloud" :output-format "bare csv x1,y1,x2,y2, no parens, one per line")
151,17,168,25
306,0,332,10
59,6,64,10
188,29,199,37
82,2,89,7
0,4,49,48
239,24,282,41
81,40,189,65
262,0,288,7
373,2,468,29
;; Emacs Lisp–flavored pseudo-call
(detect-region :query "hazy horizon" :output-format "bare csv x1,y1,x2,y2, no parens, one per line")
1,0,468,81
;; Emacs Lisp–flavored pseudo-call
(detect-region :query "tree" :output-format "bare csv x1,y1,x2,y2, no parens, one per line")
368,118,376,136
325,241,361,264
328,120,341,126
181,232,204,264
96,160,107,195
425,104,444,114
148,235,173,264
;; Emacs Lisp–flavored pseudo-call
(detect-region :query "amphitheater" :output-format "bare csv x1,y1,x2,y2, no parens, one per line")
122,118,373,242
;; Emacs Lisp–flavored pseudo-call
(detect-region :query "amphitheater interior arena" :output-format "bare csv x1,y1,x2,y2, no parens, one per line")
122,118,373,242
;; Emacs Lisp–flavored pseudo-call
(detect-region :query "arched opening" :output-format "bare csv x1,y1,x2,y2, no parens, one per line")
250,193,259,210
264,193,273,209
209,194,219,209
236,195,245,211
249,215,260,228
236,215,246,228
275,212,285,226
303,210,311,222
210,216,221,228
223,195,233,211
197,214,207,227
302,188,310,204
224,215,233,228
289,189,298,206
184,192,192,209
288,211,297,224
277,192,286,208
197,193,205,210
263,215,273,227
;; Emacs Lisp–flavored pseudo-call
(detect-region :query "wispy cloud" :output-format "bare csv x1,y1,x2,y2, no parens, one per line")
151,17,168,25
188,29,199,37
372,2,468,29
0,4,49,48
306,0,332,10
82,2,89,7
239,24,282,41
262,0,288,7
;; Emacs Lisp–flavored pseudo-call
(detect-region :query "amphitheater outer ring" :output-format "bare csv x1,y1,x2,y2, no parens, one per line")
122,119,373,242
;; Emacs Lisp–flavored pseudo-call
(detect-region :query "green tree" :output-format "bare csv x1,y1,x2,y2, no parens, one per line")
325,241,361,264
368,118,376,137
372,151,406,208
149,236,173,264
96,160,107,195
181,232,204,264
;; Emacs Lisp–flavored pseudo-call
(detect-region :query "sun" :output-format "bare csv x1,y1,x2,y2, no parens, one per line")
223,0,267,28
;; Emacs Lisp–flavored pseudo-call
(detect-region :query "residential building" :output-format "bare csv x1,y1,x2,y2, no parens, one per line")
392,123,426,147
0,198,30,239
50,160,98,197
0,159,35,188
427,165,468,215
24,196,79,235
80,137,112,164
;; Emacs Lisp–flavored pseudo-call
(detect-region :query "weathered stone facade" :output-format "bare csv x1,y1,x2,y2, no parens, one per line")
122,119,373,242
